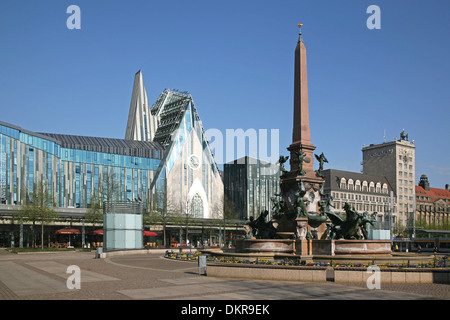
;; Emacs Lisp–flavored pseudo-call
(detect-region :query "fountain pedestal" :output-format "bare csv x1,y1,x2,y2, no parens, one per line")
235,239,296,254
235,238,392,256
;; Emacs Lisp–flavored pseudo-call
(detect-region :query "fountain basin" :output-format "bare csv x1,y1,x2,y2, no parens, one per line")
235,239,392,256
333,239,392,255
236,239,296,254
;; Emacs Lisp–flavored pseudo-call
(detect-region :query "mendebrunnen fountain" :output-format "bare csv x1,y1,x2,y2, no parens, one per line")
205,24,423,267
192,25,449,284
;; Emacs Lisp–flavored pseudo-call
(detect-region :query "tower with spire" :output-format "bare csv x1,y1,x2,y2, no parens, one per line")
125,70,158,142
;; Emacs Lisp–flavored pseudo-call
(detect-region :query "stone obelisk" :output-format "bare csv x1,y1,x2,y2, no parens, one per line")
283,23,324,199
274,23,326,245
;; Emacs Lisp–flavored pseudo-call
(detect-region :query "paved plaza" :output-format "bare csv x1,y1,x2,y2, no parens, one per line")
0,249,448,301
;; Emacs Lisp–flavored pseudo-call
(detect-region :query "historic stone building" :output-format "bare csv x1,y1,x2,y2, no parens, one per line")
321,169,395,229
415,174,450,228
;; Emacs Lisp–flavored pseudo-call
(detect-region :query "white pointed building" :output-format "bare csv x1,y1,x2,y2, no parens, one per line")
125,70,158,142
125,71,223,220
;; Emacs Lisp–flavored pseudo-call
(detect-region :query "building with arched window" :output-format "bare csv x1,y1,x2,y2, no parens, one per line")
415,174,450,228
322,169,395,232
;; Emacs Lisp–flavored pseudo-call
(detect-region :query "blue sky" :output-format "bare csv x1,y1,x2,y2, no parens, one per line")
0,0,449,189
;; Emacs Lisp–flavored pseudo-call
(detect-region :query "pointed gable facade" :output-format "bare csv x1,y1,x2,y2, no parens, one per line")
125,71,223,220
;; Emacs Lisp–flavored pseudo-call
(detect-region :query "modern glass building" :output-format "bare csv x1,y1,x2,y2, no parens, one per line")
224,156,280,221
0,70,227,248
0,121,163,208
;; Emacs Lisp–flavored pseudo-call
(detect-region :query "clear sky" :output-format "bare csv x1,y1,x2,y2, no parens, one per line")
0,1,449,189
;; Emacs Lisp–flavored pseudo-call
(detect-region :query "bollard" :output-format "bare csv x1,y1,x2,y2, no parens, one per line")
198,255,207,275
326,267,335,282
95,247,103,259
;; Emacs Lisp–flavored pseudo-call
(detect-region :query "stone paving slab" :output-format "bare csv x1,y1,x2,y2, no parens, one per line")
0,251,448,301
158,276,227,285
119,282,231,300
26,261,119,282
118,274,435,300
0,261,69,296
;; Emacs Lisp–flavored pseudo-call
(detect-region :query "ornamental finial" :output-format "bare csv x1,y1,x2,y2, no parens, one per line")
298,22,303,42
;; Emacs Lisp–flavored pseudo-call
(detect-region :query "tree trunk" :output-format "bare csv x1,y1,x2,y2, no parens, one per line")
41,217,44,249
163,224,167,248
32,221,36,248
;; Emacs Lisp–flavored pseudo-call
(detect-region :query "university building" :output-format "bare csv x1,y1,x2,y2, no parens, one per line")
0,70,225,247
125,71,223,220
0,122,162,208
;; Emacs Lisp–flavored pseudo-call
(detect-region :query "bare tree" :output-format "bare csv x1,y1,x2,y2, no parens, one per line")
17,181,58,249
145,190,185,248
221,193,240,246
85,191,103,234
85,169,119,231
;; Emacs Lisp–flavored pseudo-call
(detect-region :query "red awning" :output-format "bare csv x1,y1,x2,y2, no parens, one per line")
55,228,81,235
89,230,156,236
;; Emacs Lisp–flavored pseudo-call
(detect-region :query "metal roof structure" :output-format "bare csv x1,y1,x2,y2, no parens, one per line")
151,89,193,149
39,132,164,159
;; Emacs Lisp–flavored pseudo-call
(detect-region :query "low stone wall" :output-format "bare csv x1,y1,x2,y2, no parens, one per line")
206,264,450,284
333,268,449,284
333,240,392,255
99,248,183,258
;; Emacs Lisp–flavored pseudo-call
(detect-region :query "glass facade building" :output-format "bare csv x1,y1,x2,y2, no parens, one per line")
0,121,163,209
0,71,226,248
148,89,223,219
224,156,280,220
